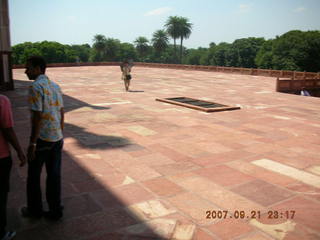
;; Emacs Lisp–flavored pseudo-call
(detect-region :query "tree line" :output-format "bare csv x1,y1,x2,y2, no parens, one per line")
12,16,320,72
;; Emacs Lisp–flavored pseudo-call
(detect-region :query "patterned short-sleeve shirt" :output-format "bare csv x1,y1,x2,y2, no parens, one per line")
28,74,64,142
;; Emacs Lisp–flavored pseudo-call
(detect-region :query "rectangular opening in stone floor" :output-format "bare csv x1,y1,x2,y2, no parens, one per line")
156,97,241,112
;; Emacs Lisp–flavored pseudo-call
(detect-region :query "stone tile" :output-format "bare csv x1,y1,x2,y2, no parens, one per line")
72,178,105,193
175,175,221,193
121,143,146,152
127,125,157,136
271,196,320,232
127,148,153,158
285,182,320,202
252,159,320,188
226,160,296,187
194,141,232,154
237,232,274,240
94,172,135,188
207,219,253,240
167,171,199,185
128,153,175,167
111,183,154,205
306,165,320,176
118,218,176,239
195,165,254,187
171,222,196,240
230,180,293,207
153,161,200,176
85,232,124,240
167,192,220,225
119,165,162,181
249,219,296,240
166,143,209,158
90,190,124,210
191,150,254,166
142,177,185,197
281,224,320,240
126,200,177,220
62,194,102,220
196,184,266,213
193,228,218,240
147,143,194,162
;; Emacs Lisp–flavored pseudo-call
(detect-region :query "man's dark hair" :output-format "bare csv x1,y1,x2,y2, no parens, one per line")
27,56,47,73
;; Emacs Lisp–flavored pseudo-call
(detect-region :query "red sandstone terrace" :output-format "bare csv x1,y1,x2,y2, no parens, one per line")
4,66,320,239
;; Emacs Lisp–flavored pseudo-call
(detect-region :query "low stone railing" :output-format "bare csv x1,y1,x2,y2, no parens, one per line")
13,61,320,79
276,76,320,95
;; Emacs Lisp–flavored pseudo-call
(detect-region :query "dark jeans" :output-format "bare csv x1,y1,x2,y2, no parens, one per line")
0,156,12,238
27,139,63,214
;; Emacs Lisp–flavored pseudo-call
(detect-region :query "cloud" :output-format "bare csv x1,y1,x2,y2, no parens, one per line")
144,7,172,16
239,4,252,13
293,7,306,13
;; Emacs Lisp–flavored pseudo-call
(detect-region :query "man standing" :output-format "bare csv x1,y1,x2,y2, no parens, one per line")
0,94,26,240
21,56,64,221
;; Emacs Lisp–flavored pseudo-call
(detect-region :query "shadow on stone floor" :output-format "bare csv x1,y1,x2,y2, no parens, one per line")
4,79,166,240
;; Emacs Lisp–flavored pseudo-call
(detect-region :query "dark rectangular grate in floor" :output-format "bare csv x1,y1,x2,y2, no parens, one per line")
156,97,240,112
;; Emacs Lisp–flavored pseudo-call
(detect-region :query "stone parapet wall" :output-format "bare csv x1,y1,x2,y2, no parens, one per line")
276,77,320,97
13,61,320,79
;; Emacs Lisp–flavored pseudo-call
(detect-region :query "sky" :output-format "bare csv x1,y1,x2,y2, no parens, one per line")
9,0,320,49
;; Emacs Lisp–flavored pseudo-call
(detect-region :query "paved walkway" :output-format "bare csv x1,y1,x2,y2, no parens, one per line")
4,66,320,239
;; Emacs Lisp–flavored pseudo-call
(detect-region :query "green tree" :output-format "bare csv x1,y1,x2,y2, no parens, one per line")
271,30,320,71
177,17,192,63
119,43,137,61
184,47,207,65
152,30,169,55
165,16,181,63
37,41,69,63
104,38,120,61
255,40,274,69
12,42,41,64
92,34,106,61
71,44,91,62
229,37,265,68
209,42,231,66
134,36,149,61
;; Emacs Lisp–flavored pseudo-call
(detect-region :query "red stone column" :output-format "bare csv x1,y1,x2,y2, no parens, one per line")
0,0,14,90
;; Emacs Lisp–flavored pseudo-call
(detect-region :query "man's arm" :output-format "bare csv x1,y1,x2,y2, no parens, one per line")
2,127,26,166
28,110,42,161
29,110,42,144
60,107,64,131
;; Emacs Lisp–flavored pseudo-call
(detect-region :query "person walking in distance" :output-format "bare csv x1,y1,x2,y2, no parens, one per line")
21,56,65,221
120,60,133,91
0,94,26,240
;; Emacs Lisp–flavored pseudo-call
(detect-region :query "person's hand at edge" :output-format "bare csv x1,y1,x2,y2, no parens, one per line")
17,149,26,166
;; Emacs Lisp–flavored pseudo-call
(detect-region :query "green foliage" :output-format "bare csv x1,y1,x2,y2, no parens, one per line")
118,43,137,61
254,30,320,71
184,48,207,65
12,29,320,72
70,44,91,62
165,16,193,63
152,30,169,55
11,41,88,64
134,36,150,61
255,40,273,69
270,30,320,71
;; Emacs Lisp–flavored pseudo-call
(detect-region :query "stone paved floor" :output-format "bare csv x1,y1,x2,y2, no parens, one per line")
3,66,320,239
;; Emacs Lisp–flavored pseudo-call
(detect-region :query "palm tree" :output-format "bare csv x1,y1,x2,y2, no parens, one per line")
178,17,192,63
92,34,106,60
151,30,169,55
165,16,181,63
134,36,149,61
104,38,120,61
